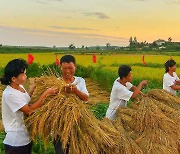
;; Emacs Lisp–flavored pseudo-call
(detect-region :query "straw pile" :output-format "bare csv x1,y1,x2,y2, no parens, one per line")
114,89,180,154
25,76,120,154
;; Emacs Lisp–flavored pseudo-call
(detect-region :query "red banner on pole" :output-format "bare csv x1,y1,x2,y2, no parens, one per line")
142,55,146,66
55,55,60,66
27,53,34,65
92,54,97,63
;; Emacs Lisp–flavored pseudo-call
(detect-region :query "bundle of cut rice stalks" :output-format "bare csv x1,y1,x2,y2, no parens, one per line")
148,89,180,109
115,91,180,154
112,118,143,154
133,97,179,154
0,120,4,132
25,76,120,154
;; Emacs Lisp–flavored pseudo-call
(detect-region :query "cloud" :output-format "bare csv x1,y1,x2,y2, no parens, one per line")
0,25,126,41
130,0,147,2
33,0,63,4
47,0,63,1
172,0,180,4
84,12,110,19
49,26,99,31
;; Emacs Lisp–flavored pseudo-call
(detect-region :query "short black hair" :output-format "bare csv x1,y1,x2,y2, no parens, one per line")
118,65,132,79
60,55,76,65
0,59,28,85
165,59,176,73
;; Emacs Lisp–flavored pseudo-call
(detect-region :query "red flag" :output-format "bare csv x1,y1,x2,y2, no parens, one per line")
142,55,146,66
55,55,60,66
27,53,34,65
92,54,97,63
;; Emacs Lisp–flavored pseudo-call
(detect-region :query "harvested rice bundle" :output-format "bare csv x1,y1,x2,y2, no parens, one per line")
115,109,140,141
135,129,179,154
0,120,4,132
152,99,180,124
152,98,180,150
132,97,180,153
112,116,143,154
148,89,180,109
115,108,136,132
118,107,136,117
129,103,139,110
132,97,178,132
118,113,134,130
26,76,120,154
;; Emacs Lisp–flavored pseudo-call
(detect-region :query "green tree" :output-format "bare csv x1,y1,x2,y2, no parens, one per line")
129,37,133,46
69,44,75,49
134,37,137,43
106,43,111,50
168,37,172,42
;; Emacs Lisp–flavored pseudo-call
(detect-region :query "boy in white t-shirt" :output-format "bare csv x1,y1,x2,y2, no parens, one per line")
1,59,58,154
163,59,180,95
106,65,148,120
54,55,89,154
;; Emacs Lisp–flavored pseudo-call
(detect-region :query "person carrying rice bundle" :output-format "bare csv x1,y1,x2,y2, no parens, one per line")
54,55,89,154
106,65,148,120
163,59,180,95
0,59,57,154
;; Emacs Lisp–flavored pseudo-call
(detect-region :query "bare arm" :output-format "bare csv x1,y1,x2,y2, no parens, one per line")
74,88,89,102
131,86,137,92
170,85,180,91
131,85,144,95
63,84,89,102
131,80,148,99
175,80,180,84
21,88,58,115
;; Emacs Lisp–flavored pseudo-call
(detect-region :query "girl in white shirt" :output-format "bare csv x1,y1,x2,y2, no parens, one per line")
106,65,148,120
1,59,58,154
163,59,180,95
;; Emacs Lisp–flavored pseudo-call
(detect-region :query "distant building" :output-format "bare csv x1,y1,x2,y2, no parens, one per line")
153,39,166,46
159,46,166,50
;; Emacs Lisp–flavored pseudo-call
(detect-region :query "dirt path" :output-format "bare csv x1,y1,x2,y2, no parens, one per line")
85,78,110,105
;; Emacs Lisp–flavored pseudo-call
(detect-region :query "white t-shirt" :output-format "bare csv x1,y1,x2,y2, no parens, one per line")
106,78,133,120
58,76,89,96
72,76,89,96
163,72,180,95
2,85,31,146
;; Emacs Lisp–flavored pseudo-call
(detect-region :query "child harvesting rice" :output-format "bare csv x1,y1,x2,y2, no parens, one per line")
54,55,89,154
0,59,57,154
163,59,180,95
106,65,148,120
59,55,89,101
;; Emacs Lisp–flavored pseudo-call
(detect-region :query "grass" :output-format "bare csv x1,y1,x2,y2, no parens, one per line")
90,103,109,120
0,132,55,154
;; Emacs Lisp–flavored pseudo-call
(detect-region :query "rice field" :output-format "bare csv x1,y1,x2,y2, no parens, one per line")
0,53,180,66
0,53,179,82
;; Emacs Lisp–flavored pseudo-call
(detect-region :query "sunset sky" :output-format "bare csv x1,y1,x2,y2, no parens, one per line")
0,0,180,47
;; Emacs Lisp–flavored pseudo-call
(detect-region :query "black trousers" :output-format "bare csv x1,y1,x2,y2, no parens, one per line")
4,142,32,154
53,140,65,154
